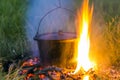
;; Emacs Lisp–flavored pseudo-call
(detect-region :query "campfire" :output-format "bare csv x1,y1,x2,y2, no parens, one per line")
1,0,120,80
19,0,96,80
2,0,120,80
20,57,96,80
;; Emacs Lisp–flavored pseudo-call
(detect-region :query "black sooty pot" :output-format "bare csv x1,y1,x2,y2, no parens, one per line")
34,32,77,67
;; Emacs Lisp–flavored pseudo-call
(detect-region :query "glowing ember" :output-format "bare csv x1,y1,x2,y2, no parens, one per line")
22,57,40,67
74,0,94,74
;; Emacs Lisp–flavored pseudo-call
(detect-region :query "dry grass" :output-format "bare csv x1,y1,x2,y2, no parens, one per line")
90,0,120,67
74,0,120,67
0,0,28,79
0,0,120,79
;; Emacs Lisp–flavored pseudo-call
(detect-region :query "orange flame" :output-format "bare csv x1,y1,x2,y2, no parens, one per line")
74,0,94,74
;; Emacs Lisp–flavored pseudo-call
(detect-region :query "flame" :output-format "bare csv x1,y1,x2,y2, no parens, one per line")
74,0,94,74
83,75,89,80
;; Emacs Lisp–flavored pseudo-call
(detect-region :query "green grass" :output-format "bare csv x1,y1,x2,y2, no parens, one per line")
0,0,28,78
0,0,120,79
0,0,28,59
0,70,5,80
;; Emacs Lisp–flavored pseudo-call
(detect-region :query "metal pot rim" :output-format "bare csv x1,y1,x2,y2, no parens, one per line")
34,32,77,41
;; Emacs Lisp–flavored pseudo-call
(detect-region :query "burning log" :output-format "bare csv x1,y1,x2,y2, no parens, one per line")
22,64,42,69
16,56,120,80
5,56,118,80
19,57,82,80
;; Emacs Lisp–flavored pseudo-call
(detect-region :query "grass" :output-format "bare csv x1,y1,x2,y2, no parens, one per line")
0,65,25,80
0,0,120,79
0,71,5,80
91,0,120,66
0,0,28,59
74,0,120,67
0,0,28,79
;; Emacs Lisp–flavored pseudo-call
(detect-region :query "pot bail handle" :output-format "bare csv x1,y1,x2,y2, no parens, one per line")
34,0,75,40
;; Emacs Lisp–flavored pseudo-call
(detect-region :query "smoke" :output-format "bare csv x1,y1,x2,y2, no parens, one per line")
25,0,75,57
90,11,111,66
25,0,118,68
